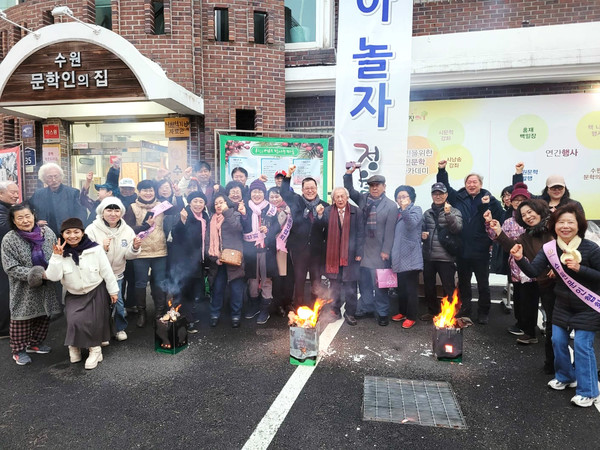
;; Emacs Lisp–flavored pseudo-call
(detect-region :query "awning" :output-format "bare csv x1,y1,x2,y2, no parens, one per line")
0,22,204,120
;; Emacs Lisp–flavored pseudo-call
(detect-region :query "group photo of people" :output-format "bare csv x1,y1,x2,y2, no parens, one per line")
1,156,600,408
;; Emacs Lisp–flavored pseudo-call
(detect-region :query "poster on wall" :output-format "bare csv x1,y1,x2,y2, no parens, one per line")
406,92,600,219
42,144,60,164
218,135,329,198
0,145,22,199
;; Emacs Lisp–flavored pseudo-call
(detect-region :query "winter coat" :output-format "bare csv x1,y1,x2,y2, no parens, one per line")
241,204,281,279
517,239,600,331
391,203,424,273
343,173,397,269
85,218,140,278
487,216,530,284
1,227,62,320
0,199,12,293
29,184,88,237
124,199,168,258
319,204,365,282
437,168,504,260
421,204,463,262
207,208,245,284
280,177,328,255
158,195,185,240
46,244,120,296
171,206,209,280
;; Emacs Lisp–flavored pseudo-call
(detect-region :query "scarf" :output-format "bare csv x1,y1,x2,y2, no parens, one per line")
248,200,270,248
557,235,582,265
63,234,99,266
526,216,550,237
209,213,225,258
365,195,383,238
326,204,351,274
190,207,207,259
17,226,48,269
302,196,321,222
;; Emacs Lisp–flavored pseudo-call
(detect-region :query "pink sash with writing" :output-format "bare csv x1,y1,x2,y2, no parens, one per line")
137,201,173,240
543,240,600,313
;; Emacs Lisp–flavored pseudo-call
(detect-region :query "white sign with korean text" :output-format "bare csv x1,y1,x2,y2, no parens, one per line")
334,0,413,193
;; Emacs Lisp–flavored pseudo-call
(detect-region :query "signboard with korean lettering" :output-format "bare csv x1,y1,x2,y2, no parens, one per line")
0,42,144,103
165,117,190,138
406,93,600,219
219,135,329,198
43,124,60,143
42,144,60,164
334,0,413,193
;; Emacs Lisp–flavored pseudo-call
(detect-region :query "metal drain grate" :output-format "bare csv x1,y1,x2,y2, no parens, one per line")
362,376,467,429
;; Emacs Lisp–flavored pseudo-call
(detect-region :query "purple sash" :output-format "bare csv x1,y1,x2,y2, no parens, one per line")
543,240,600,313
137,201,173,240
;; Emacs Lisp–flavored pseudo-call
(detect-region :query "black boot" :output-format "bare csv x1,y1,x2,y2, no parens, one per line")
135,288,147,328
244,296,260,319
256,297,271,325
154,288,168,319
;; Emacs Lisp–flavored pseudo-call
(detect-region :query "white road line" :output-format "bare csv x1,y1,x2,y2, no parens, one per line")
242,316,345,450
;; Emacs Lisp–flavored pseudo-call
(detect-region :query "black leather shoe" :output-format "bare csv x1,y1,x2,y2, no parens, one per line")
209,317,219,327
377,316,389,326
344,313,357,326
477,313,489,325
231,318,241,328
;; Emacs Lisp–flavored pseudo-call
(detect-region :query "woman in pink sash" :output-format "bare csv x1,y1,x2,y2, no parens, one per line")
511,204,600,407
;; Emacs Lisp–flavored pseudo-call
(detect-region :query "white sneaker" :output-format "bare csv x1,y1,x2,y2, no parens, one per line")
571,395,600,407
115,331,128,341
548,378,577,390
85,347,103,370
68,346,82,363
101,341,110,347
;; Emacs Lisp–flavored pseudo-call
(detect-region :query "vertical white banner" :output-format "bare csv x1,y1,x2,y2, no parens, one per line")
334,0,413,193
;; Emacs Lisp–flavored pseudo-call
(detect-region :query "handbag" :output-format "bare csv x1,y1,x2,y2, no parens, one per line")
375,268,397,288
219,248,243,266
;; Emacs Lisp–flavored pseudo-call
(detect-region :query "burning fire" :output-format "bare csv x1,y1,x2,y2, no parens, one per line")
161,299,182,323
433,289,461,328
288,299,330,328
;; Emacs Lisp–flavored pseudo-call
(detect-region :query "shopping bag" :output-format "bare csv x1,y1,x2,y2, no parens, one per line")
375,268,397,288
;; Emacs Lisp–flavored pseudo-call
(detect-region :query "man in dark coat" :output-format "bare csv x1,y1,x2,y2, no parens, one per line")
0,181,20,338
436,160,504,324
281,165,329,309
29,163,88,237
317,187,364,325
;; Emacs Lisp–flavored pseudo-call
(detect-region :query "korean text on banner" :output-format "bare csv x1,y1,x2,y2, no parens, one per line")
334,0,413,192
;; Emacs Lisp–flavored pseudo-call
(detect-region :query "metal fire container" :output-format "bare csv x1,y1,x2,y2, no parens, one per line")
155,317,188,354
290,324,319,366
432,326,463,361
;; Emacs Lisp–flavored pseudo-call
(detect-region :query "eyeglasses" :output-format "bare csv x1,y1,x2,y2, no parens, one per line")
432,192,446,197
45,174,61,180
397,195,410,200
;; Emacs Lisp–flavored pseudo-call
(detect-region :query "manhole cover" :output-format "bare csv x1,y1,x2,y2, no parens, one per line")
362,376,467,429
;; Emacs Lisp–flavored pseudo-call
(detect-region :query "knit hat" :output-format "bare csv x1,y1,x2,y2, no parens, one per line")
27,266,45,288
60,217,85,234
546,174,566,188
187,190,207,204
96,196,125,218
249,179,267,196
394,185,416,203
510,182,531,201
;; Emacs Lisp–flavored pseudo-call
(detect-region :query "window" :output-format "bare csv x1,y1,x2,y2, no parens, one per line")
254,12,266,44
3,119,15,142
285,0,332,49
96,0,112,30
236,110,256,131
42,10,54,26
153,0,165,35
0,1,19,12
214,8,229,42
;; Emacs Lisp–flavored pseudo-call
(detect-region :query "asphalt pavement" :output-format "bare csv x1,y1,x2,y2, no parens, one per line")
1,284,600,449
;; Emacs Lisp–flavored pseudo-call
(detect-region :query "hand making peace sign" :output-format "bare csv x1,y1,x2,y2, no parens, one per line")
53,238,67,255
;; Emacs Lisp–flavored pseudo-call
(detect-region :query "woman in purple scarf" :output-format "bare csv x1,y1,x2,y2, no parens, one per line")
1,203,61,366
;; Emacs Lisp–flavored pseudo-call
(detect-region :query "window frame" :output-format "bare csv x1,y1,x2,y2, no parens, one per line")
214,7,229,42
285,0,333,50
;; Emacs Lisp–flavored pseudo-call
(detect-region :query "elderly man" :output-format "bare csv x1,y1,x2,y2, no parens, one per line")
178,161,216,205
420,182,463,321
29,163,87,237
344,166,398,326
317,187,364,325
436,160,503,324
0,181,20,338
281,165,329,309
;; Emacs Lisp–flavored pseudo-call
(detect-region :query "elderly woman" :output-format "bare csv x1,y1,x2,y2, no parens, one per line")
511,204,600,407
45,218,119,370
391,185,423,329
85,197,141,342
241,179,281,324
170,191,210,333
207,193,245,328
1,203,61,365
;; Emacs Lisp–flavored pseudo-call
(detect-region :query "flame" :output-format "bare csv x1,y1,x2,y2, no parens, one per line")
175,304,181,313
288,299,329,328
433,289,461,328
167,299,173,308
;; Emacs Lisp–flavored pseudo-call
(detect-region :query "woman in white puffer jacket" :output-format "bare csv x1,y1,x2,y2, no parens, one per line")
85,197,141,342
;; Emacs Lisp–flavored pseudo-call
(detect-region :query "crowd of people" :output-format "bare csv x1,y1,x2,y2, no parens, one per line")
1,158,600,409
